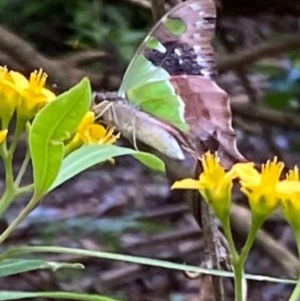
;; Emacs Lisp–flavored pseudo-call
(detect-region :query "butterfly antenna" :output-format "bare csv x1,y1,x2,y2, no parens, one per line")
93,100,113,120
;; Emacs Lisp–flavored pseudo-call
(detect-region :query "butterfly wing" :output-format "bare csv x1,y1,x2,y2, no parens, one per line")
119,0,244,164
118,0,216,131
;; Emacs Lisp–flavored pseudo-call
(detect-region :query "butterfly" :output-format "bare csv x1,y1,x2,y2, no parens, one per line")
94,0,245,167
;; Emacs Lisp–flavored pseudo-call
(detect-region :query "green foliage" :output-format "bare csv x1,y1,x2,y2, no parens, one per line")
0,245,296,285
50,144,165,191
257,54,300,111
0,291,120,301
0,0,150,63
0,0,76,54
0,259,83,277
29,78,91,197
71,0,147,62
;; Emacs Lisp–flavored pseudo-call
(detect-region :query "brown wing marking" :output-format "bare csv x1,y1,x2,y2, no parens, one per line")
170,75,246,167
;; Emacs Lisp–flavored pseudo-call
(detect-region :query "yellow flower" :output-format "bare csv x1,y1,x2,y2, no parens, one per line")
77,111,120,145
281,166,300,232
65,111,120,154
0,129,8,144
172,152,236,221
0,67,55,125
286,166,299,181
0,66,20,127
15,69,56,121
233,157,289,216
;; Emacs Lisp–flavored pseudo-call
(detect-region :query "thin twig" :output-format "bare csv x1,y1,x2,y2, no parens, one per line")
0,26,103,88
231,101,300,131
151,0,166,21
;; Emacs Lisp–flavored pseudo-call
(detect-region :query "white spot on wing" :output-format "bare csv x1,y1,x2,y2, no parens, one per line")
193,33,201,40
193,46,202,54
174,48,182,56
195,20,204,29
157,43,167,53
201,69,212,78
190,3,201,11
196,56,207,65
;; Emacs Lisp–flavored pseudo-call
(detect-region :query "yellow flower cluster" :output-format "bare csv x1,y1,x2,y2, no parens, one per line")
0,66,56,127
0,67,119,150
172,152,300,225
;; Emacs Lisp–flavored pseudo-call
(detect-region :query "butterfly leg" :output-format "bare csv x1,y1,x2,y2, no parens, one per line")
131,112,139,151
93,100,113,121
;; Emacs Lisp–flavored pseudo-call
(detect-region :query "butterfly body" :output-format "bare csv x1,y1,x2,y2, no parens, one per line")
95,98,185,160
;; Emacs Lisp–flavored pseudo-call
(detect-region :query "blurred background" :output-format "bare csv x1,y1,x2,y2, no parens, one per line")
0,0,300,300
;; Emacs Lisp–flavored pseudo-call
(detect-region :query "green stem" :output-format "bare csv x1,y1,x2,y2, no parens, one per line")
0,245,296,285
15,150,30,187
289,279,300,301
232,259,246,301
0,120,32,216
0,118,26,214
222,213,265,301
15,184,34,197
222,214,239,260
288,232,300,301
0,188,15,217
0,193,41,244
1,142,14,190
235,214,265,301
240,214,265,261
8,118,25,157
0,142,16,216
222,215,245,301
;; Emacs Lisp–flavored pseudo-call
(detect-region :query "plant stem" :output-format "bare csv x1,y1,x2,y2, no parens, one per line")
288,232,300,301
222,213,265,301
240,215,265,260
235,214,266,301
222,215,245,301
0,193,40,244
222,215,238,260
0,142,16,216
8,118,24,157
232,259,246,301
15,150,30,187
288,279,300,301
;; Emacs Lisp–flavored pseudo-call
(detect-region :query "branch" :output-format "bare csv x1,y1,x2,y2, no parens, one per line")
219,0,300,16
0,26,104,88
120,0,152,9
218,33,300,74
231,101,300,131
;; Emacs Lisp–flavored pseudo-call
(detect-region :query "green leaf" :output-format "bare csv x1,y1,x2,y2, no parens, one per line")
0,259,83,277
0,291,120,301
29,78,91,197
264,90,292,110
49,144,165,191
0,245,297,285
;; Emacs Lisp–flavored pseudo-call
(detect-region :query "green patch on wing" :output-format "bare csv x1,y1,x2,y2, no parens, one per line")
145,37,166,53
118,55,170,96
163,18,186,35
127,80,188,132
